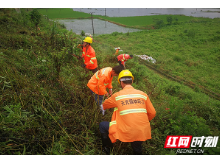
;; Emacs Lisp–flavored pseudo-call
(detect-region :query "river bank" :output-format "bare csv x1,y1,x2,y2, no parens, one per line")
72,8,220,18
38,8,218,34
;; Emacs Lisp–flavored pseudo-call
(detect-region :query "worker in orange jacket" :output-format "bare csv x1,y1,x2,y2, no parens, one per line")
117,54,133,68
87,65,124,107
99,70,156,155
114,47,120,55
81,37,98,73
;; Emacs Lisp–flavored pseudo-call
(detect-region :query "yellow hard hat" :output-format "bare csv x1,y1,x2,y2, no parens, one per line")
118,69,134,84
83,37,93,44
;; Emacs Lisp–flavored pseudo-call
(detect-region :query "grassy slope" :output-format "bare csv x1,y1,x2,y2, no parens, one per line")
0,9,95,155
93,32,220,154
1,8,220,155
94,18,220,95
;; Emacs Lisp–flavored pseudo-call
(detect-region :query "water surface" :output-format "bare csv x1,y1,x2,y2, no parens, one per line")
57,19,142,35
73,8,220,19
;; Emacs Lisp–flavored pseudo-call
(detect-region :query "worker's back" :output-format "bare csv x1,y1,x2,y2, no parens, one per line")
103,85,156,143
87,67,113,95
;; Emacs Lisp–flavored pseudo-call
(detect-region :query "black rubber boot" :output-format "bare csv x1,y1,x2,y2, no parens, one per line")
101,133,113,155
131,141,143,155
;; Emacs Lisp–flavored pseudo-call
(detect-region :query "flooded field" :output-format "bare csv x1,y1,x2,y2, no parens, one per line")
73,8,220,18
57,19,143,35
56,8,220,36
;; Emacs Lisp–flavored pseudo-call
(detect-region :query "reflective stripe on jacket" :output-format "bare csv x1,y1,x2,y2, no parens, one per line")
114,49,119,55
87,67,113,95
102,85,156,143
117,54,130,66
82,46,98,70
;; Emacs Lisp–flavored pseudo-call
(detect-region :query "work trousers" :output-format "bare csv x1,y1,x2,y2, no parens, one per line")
90,90,104,106
99,121,143,154
89,67,98,73
118,61,125,68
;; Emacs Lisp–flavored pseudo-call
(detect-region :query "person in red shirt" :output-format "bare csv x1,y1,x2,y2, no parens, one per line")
81,37,98,73
117,54,133,68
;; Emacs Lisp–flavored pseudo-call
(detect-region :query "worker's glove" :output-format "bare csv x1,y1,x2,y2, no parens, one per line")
105,92,109,97
100,104,105,115
109,89,112,96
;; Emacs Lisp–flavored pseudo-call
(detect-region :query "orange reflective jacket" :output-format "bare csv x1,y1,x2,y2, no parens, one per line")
114,49,119,55
82,46,97,70
87,67,113,95
117,54,130,66
103,85,156,143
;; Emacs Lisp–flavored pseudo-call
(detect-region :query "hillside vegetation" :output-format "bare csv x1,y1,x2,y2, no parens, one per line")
0,8,220,155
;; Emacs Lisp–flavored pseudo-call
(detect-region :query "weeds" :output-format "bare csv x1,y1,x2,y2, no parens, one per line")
0,9,92,154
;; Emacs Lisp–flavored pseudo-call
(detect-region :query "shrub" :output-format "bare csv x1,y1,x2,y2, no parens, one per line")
29,9,41,33
81,30,85,36
153,18,165,29
167,16,173,25
52,47,69,79
185,29,196,38
111,31,120,36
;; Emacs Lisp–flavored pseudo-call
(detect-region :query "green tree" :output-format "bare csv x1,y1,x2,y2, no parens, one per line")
29,9,41,33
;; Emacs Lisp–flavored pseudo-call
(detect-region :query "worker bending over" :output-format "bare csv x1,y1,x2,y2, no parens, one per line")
81,37,98,73
99,70,156,155
87,65,124,107
117,54,133,68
